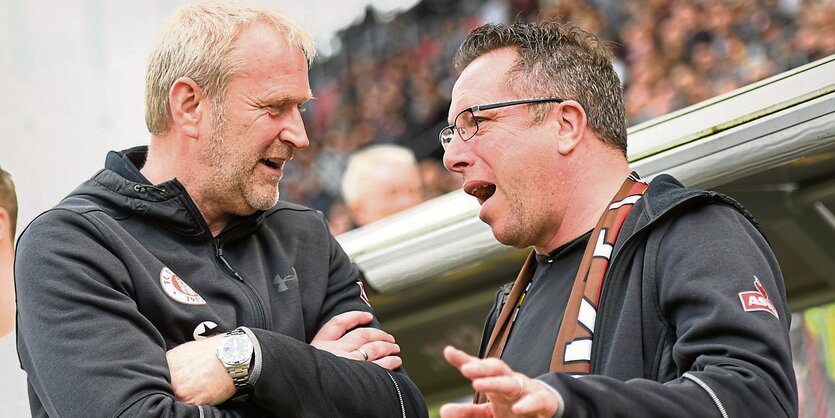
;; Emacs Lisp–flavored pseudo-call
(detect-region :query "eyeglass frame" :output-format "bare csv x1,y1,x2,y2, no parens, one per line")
438,97,565,150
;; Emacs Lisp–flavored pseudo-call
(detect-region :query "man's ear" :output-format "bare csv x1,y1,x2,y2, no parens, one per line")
168,77,205,139
553,100,587,155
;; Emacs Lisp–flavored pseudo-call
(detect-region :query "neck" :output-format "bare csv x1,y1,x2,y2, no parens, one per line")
140,135,178,185
141,135,230,237
535,144,631,254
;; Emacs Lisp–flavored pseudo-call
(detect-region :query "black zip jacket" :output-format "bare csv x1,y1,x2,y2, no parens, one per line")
481,174,797,418
15,147,428,418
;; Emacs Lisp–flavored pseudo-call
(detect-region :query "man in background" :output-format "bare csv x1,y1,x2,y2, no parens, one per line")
341,144,425,227
0,166,16,337
14,2,426,417
0,165,28,417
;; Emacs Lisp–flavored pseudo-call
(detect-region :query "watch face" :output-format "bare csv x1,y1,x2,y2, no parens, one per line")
219,335,253,366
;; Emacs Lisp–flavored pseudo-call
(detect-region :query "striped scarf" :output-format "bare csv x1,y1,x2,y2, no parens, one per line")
476,173,648,402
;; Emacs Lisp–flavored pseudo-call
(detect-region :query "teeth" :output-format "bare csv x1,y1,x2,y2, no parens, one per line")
472,184,496,200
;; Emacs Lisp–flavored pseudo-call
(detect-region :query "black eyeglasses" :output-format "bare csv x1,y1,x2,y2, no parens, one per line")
438,97,564,150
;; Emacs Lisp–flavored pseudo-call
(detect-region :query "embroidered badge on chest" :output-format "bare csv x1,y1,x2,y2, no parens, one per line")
160,267,207,305
738,275,778,319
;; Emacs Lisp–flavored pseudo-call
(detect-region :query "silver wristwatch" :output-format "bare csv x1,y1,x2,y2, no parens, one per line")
216,328,254,389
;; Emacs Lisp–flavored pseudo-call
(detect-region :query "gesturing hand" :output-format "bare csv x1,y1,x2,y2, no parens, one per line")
311,311,402,370
440,346,561,418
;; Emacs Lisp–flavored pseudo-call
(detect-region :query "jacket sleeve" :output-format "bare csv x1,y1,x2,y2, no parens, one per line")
15,209,272,418
243,219,428,417
537,203,797,418
246,328,427,417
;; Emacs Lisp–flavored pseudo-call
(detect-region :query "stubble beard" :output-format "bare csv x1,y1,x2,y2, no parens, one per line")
202,106,281,216
490,186,538,249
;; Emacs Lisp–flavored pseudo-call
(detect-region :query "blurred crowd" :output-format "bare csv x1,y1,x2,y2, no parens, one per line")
278,0,835,234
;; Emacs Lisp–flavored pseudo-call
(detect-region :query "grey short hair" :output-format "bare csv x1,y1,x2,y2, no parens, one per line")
145,0,316,135
454,20,627,156
341,145,419,204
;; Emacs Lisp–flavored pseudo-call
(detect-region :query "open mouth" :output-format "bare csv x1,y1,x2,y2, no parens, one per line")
260,158,282,170
467,183,496,204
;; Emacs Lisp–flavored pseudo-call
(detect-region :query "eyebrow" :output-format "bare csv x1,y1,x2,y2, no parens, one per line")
264,91,315,106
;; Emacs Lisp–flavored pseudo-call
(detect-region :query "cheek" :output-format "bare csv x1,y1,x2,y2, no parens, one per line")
231,114,279,146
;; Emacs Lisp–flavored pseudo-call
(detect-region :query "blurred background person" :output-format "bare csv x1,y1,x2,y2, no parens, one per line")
0,165,27,417
339,144,426,229
0,166,17,337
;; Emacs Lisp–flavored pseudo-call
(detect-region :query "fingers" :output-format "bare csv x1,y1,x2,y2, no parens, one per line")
314,311,374,341
360,339,400,359
472,374,525,400
352,327,396,343
371,355,403,370
353,338,399,365
445,345,513,380
443,345,475,369
443,345,559,416
439,402,493,418
511,387,559,416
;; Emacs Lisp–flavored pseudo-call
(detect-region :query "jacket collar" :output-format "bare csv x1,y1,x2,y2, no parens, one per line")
71,146,264,241
622,173,763,241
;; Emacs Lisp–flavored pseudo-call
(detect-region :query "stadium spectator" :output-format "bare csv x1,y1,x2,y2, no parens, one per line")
341,144,425,227
0,166,16,337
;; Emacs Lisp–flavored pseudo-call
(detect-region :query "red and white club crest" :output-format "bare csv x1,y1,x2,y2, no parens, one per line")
738,275,778,319
160,267,207,305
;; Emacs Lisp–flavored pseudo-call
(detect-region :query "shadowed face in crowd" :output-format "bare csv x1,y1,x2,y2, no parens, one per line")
349,160,424,226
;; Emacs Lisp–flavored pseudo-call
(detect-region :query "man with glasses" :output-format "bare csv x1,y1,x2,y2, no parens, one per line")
439,21,796,418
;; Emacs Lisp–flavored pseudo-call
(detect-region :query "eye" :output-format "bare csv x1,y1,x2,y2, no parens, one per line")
297,104,307,113
265,105,283,116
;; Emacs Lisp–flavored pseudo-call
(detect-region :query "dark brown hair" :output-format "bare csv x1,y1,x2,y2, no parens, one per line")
455,20,627,156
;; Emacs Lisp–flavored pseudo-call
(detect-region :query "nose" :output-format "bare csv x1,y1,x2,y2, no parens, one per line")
442,135,472,174
279,107,309,150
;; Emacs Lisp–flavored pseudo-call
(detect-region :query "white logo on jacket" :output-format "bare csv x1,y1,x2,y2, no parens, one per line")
193,321,218,340
160,267,207,305
738,275,778,319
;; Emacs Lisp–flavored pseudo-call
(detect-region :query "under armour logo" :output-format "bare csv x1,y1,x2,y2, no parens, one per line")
273,267,298,293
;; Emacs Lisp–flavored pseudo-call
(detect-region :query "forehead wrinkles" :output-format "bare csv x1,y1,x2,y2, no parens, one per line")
449,59,518,122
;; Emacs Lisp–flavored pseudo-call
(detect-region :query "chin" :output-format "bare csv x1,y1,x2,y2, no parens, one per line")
245,191,280,212
489,222,529,249
488,225,514,247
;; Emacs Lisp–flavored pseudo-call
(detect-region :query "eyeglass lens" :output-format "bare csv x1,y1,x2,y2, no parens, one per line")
440,110,478,149
455,110,477,141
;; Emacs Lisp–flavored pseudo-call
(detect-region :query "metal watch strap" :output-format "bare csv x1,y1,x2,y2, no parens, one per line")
223,329,252,389
228,367,250,387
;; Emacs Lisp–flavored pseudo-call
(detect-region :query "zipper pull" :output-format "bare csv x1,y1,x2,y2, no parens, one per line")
216,243,243,281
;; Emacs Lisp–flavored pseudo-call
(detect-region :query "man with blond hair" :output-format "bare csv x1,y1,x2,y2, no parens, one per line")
14,2,427,417
341,144,425,227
